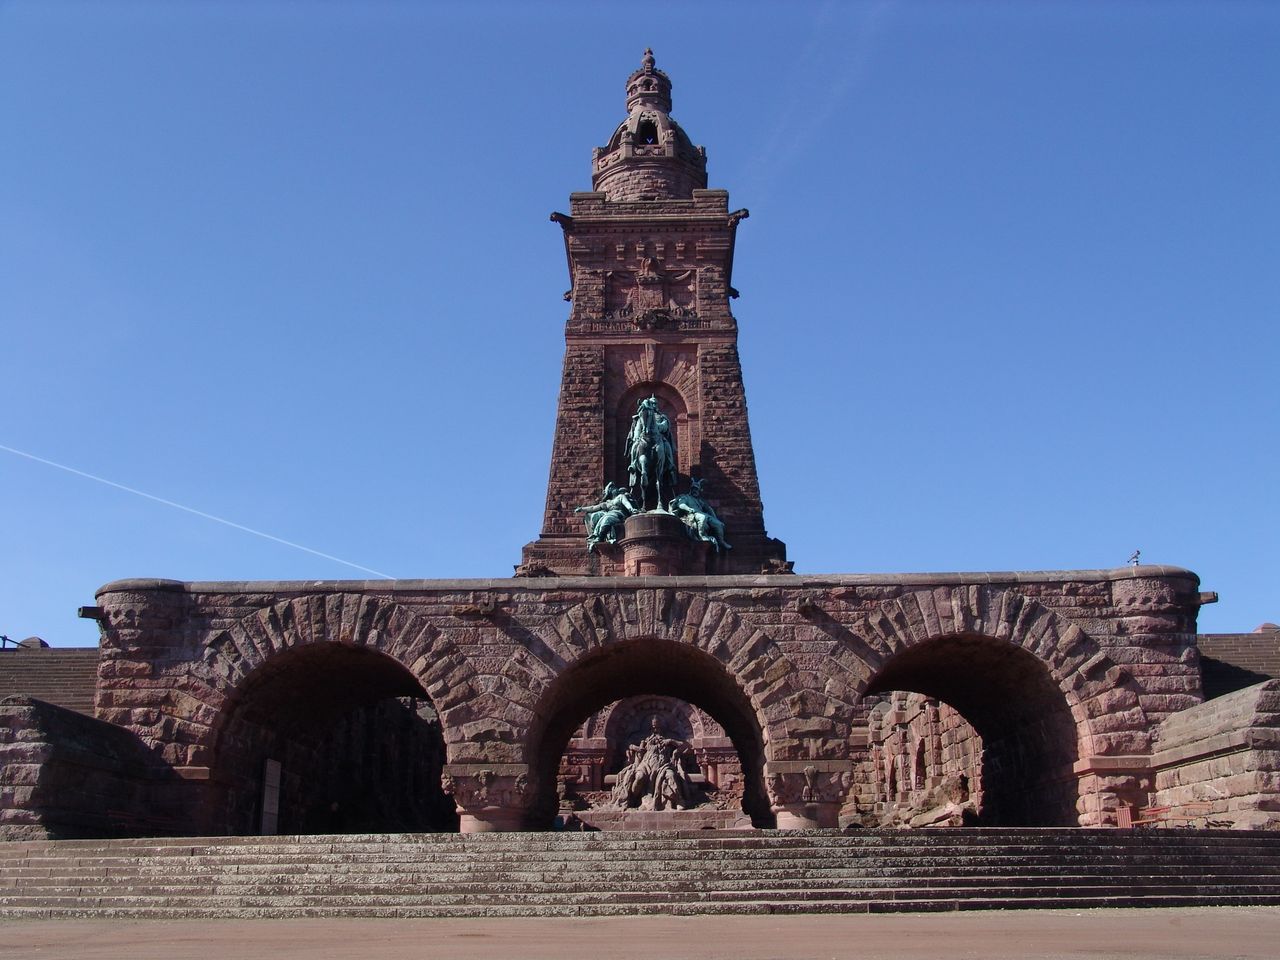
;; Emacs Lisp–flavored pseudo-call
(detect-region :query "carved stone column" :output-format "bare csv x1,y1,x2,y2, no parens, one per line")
765,761,853,830
441,764,531,833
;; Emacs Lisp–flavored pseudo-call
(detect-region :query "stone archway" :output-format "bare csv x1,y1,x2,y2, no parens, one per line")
864,634,1083,825
467,588,866,831
191,594,483,764
182,594,485,834
830,586,1153,827
205,643,455,835
523,636,774,830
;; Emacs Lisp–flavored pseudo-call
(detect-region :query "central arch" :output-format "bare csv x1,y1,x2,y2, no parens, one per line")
524,636,774,828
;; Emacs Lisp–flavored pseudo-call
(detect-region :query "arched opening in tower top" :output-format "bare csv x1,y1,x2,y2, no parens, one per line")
855,634,1083,827
635,118,659,145
524,637,773,830
206,644,456,836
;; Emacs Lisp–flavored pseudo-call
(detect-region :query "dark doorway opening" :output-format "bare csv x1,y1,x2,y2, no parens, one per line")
861,634,1082,827
209,644,456,835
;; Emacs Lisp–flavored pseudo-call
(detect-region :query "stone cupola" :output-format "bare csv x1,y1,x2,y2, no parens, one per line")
591,49,708,201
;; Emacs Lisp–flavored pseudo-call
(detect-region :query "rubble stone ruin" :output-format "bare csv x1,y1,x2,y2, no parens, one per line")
3,50,1280,840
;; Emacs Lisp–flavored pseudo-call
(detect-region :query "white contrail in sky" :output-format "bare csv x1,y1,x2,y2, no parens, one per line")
0,442,394,579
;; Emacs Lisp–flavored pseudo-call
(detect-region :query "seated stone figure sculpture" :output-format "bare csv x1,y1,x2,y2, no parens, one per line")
611,717,700,811
574,482,637,551
669,478,731,551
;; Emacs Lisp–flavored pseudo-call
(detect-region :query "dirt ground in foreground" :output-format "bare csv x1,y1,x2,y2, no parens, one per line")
1,907,1278,960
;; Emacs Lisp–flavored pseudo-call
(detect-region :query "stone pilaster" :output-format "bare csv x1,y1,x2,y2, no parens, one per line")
441,764,532,833
764,761,854,830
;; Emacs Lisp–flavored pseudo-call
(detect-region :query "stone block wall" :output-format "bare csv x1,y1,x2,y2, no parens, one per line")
1150,679,1280,829
1198,628,1280,699
0,697,179,840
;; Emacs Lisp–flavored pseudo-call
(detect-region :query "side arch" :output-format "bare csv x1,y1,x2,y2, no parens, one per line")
202,642,454,835
827,586,1151,826
854,586,1150,747
192,594,481,768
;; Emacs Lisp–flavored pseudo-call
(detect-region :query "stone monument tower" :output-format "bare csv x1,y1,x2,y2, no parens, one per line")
519,50,789,577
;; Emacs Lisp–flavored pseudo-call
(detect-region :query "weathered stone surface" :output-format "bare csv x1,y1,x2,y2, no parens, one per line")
23,567,1193,833
1150,680,1280,828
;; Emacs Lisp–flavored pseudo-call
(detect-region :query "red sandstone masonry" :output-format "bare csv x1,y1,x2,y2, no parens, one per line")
57,566,1202,834
520,57,785,577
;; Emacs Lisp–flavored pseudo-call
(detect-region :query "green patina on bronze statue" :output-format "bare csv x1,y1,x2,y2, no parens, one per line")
671,477,731,552
574,482,638,551
625,395,677,512
573,396,729,552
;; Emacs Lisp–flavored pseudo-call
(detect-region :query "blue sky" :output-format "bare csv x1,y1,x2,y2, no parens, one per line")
2,1,1276,646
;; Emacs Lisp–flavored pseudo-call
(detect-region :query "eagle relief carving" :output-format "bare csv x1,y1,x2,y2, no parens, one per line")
605,259,697,323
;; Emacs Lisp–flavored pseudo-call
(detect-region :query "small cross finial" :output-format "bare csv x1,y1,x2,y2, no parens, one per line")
642,48,655,71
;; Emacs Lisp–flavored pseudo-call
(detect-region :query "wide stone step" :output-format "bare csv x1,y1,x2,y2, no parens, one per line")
6,829,1280,918
6,856,1279,880
7,828,1280,854
6,892,1280,921
3,845,1276,870
5,857,1276,879
5,873,1279,901
6,860,1275,889
6,880,1280,909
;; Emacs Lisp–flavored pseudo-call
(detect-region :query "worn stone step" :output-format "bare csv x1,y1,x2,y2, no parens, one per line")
8,848,1276,871
6,852,1278,877
6,828,1280,853
6,857,1279,882
7,880,1280,910
11,861,1276,886
7,829,1280,919
5,874,1279,902
3,844,1276,869
6,892,1280,921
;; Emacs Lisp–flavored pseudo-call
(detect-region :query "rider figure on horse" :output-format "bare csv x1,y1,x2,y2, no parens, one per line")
625,395,678,511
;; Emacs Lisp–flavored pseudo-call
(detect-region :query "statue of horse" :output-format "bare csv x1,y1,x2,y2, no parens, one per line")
625,396,677,511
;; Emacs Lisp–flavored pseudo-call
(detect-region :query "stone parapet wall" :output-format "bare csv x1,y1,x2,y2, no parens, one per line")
1150,679,1280,829
0,697,181,840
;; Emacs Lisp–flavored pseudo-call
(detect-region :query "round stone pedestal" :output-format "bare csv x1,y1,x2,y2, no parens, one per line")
620,512,690,576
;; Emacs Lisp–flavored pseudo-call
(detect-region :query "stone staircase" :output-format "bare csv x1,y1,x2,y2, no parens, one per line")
3,829,1280,918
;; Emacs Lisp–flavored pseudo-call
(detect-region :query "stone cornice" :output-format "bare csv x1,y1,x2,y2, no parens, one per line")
96,565,1198,598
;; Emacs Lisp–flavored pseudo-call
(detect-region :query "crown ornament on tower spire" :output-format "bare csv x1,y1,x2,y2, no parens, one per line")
591,49,708,200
